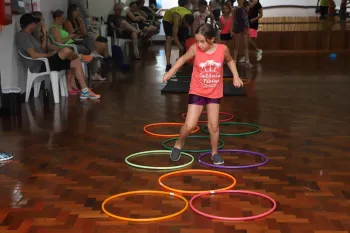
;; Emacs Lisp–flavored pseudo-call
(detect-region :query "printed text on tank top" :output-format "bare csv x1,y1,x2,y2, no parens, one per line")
189,43,225,99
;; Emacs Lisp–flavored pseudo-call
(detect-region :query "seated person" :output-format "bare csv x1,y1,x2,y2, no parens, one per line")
162,0,195,71
192,0,214,32
136,0,162,23
51,9,105,81
64,4,108,58
126,2,158,39
107,3,145,59
16,13,100,100
31,11,94,95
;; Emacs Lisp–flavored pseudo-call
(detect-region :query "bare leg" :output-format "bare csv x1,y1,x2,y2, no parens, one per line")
174,104,203,149
249,37,258,50
243,33,253,68
206,103,220,156
120,20,141,34
131,31,140,58
165,36,172,66
58,47,78,61
233,34,240,63
66,69,74,92
69,59,87,90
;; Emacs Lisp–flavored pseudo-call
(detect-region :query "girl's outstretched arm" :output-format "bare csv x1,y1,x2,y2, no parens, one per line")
162,44,196,83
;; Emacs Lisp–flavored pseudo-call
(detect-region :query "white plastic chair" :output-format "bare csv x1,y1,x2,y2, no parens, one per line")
18,50,68,104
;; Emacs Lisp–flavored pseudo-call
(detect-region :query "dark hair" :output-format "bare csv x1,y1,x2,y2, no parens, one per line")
178,0,189,7
51,10,64,20
222,2,231,12
31,11,43,18
183,14,195,26
198,0,208,7
67,4,80,29
195,23,216,40
129,1,138,7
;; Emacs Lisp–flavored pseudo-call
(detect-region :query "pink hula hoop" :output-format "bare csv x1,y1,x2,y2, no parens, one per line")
181,112,234,123
190,190,276,221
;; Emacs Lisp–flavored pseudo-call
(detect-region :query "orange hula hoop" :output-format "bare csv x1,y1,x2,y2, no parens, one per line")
144,122,200,138
224,78,250,84
158,169,237,195
101,190,188,222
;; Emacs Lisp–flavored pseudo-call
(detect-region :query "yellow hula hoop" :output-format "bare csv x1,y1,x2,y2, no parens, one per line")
158,169,237,195
101,190,188,222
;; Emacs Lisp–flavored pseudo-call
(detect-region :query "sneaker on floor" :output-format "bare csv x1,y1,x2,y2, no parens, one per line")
170,148,182,161
238,57,246,63
256,49,263,61
80,89,100,100
211,154,224,165
91,73,106,81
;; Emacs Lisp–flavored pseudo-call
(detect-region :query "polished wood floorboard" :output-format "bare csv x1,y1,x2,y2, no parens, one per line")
0,47,349,233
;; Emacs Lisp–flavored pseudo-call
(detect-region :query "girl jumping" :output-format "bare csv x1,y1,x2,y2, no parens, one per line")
162,24,243,165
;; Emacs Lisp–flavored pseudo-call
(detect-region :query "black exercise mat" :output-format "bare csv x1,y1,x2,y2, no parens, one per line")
161,82,245,96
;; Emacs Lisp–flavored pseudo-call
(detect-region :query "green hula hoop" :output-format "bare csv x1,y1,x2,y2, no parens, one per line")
162,136,225,153
202,122,261,136
125,150,194,170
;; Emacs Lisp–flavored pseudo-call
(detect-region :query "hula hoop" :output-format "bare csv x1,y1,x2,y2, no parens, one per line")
158,169,236,195
144,122,200,138
202,122,261,136
0,153,13,162
125,150,194,170
198,149,268,169
162,136,225,153
101,190,188,222
190,190,277,221
223,78,250,85
181,112,234,123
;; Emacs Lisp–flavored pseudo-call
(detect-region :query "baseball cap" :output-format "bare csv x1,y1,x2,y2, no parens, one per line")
20,13,41,29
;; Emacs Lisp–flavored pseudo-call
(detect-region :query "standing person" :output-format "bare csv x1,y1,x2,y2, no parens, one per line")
219,2,233,52
192,0,214,32
232,0,258,68
163,0,195,72
319,0,329,19
239,0,263,63
162,24,243,165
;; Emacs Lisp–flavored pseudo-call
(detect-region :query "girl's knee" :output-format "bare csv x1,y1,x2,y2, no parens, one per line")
208,123,219,133
184,122,197,132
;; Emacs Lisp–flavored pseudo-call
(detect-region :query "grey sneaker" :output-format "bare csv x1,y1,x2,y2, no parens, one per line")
212,154,224,165
170,148,182,161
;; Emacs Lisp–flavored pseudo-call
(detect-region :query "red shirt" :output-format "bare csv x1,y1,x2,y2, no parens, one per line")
189,44,226,98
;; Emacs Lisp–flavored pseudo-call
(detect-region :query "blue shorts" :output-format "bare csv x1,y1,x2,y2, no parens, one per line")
188,94,221,106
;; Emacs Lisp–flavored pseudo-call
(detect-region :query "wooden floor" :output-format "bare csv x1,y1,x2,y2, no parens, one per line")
0,47,350,233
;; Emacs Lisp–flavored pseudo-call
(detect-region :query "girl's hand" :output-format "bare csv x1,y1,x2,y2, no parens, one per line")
233,77,243,88
162,72,172,83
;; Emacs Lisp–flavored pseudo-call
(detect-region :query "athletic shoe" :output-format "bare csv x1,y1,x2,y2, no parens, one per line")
211,154,224,165
238,57,246,63
170,148,182,161
80,89,100,100
256,49,263,61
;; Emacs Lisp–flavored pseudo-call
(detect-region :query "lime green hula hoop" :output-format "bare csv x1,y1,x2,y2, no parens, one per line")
162,136,225,153
202,122,261,136
125,150,194,170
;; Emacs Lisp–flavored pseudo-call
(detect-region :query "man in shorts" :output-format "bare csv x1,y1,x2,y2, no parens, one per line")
239,0,263,63
163,0,195,71
16,13,99,100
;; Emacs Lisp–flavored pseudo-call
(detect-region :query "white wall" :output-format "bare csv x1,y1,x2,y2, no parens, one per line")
88,0,116,19
0,0,68,92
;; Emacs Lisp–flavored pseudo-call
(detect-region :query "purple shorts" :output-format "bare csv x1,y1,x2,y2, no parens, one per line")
188,94,221,106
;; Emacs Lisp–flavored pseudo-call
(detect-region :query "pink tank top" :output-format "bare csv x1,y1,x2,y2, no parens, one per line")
220,15,232,34
189,44,226,99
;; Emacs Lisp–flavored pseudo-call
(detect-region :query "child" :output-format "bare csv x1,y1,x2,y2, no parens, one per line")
192,0,214,32
163,24,243,165
219,2,233,52
232,0,258,68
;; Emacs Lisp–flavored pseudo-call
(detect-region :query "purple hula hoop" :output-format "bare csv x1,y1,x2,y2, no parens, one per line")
198,149,268,169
